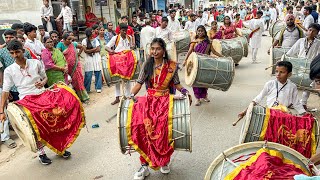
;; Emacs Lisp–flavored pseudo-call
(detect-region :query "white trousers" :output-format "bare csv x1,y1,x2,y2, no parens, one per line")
115,82,132,97
300,81,315,105
252,48,259,62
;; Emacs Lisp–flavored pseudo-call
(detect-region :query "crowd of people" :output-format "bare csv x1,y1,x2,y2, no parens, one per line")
1,0,320,179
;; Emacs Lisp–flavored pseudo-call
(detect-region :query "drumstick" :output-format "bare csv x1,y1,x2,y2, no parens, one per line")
265,63,276,70
232,116,244,126
106,114,117,122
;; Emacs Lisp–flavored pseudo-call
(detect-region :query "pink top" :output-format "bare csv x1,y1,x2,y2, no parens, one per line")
151,21,159,28
220,24,236,39
235,19,243,29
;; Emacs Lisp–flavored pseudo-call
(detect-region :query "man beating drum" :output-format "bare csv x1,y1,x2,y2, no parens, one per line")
106,23,134,105
0,40,73,165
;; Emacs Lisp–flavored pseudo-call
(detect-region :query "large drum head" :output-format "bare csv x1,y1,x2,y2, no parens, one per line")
211,39,222,55
184,52,199,86
204,141,310,180
7,103,37,152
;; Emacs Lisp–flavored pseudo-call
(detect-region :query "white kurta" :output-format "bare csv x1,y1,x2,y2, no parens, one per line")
253,79,306,114
286,38,320,60
249,18,264,48
155,27,173,43
140,25,156,50
269,8,277,22
168,17,181,32
184,21,196,32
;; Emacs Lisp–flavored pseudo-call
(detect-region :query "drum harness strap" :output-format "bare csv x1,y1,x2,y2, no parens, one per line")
278,26,303,46
273,80,288,107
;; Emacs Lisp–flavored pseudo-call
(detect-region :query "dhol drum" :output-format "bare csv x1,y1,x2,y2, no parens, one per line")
211,39,244,64
238,36,248,57
7,103,38,152
118,96,192,154
204,141,311,180
269,20,286,38
184,52,235,91
173,30,191,53
281,55,314,91
240,28,251,40
102,50,140,86
269,47,291,75
239,103,320,144
144,42,177,62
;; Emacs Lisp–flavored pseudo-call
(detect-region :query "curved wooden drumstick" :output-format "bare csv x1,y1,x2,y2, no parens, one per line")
265,63,276,70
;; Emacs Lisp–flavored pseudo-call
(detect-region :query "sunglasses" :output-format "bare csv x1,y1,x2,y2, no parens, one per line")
46,41,53,43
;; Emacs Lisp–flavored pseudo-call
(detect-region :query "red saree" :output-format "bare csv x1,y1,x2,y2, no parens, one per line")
85,13,98,28
127,61,177,169
63,43,89,102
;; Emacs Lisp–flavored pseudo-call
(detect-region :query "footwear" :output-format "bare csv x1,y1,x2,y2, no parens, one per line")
39,154,52,165
96,89,102,93
134,165,150,180
160,165,170,174
195,99,201,106
111,97,120,105
3,139,17,149
62,151,71,159
203,97,210,102
235,63,239,66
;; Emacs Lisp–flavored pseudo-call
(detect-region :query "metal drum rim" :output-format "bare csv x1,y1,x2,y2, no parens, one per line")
204,141,310,180
118,96,127,154
223,57,236,91
239,102,255,144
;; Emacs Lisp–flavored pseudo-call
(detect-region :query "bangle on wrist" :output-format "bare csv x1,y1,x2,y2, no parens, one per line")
0,112,4,114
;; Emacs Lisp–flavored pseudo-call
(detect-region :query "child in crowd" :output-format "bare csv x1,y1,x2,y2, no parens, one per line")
238,61,306,118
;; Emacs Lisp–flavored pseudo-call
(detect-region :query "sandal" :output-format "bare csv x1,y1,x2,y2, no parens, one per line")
203,97,210,102
3,139,17,149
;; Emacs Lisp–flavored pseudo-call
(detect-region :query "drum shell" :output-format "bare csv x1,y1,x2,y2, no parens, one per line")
239,104,320,145
212,39,244,64
7,103,37,152
102,51,140,86
173,31,191,53
269,20,286,37
185,52,235,91
282,56,313,90
270,47,291,75
238,36,248,57
240,28,251,39
204,142,311,180
118,97,192,154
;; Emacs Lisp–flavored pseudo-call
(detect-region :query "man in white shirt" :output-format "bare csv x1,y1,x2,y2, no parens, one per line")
286,23,320,108
155,17,173,43
140,20,155,52
167,9,181,32
269,14,304,53
249,11,265,64
195,11,208,29
269,4,278,24
40,0,57,31
184,13,197,32
56,0,73,31
23,23,45,59
225,7,233,22
36,25,50,43
297,6,315,33
106,23,133,105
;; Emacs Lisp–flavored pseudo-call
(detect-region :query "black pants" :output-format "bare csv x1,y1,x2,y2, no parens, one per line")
41,16,57,31
265,20,270,30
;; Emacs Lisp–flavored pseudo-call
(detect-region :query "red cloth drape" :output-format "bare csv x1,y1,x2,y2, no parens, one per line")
107,50,137,80
85,13,98,28
260,108,316,158
16,84,85,155
127,95,174,169
225,148,310,179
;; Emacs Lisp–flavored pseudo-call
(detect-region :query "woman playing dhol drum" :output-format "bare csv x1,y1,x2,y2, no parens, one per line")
183,25,223,106
220,16,242,39
129,38,192,180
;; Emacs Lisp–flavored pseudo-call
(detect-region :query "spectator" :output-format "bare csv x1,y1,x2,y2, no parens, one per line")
85,6,100,28
40,0,57,31
130,15,142,49
56,0,73,31
37,25,50,43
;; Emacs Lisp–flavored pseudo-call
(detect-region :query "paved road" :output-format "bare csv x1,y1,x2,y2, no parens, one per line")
0,35,318,180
